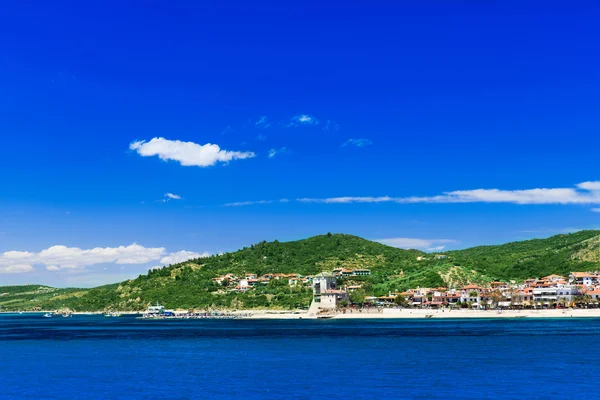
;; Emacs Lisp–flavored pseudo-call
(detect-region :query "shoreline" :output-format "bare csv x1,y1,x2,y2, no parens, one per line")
240,308,600,319
5,309,600,320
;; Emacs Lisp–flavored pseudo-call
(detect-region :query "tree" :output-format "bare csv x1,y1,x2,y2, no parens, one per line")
349,289,366,305
394,294,408,308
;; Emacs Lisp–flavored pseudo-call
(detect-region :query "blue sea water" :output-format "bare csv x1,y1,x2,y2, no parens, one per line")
1,315,599,399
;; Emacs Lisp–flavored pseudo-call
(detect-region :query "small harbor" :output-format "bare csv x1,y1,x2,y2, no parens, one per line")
139,304,244,320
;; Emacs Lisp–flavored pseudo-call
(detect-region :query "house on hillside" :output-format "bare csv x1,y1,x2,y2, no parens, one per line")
542,274,566,283
569,272,599,287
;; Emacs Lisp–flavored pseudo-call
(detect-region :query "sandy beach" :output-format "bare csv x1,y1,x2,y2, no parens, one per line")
239,308,600,320
6,308,600,320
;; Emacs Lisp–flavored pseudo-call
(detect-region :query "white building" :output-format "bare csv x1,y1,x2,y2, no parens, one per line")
460,285,483,306
533,285,579,304
569,273,598,287
313,272,336,296
311,272,349,310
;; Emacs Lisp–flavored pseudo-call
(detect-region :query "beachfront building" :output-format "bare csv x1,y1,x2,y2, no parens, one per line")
312,272,337,303
309,271,351,311
460,284,484,306
319,290,350,309
533,287,558,305
443,290,461,305
587,288,600,301
556,285,580,302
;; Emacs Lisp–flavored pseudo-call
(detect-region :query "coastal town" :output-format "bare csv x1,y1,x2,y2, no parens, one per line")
6,268,600,318
210,268,600,312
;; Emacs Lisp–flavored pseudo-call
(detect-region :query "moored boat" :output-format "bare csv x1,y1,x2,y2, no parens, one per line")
104,312,122,317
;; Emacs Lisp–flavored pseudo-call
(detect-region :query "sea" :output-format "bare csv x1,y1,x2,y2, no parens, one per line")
1,314,599,399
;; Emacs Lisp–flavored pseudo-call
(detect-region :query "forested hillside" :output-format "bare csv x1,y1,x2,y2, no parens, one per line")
2,231,600,312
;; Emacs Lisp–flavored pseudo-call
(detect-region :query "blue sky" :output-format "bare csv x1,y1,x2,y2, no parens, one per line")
1,1,599,286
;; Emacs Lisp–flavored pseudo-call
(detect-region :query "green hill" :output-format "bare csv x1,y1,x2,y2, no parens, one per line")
0,285,84,311
448,230,600,280
2,231,600,312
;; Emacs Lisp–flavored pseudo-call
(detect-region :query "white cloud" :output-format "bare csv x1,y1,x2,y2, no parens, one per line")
164,193,182,200
577,181,600,191
0,244,166,271
159,250,210,265
298,196,394,204
342,138,373,147
268,147,289,158
376,238,457,251
2,250,36,261
297,181,600,205
286,114,319,127
0,264,34,274
130,137,255,167
255,116,271,129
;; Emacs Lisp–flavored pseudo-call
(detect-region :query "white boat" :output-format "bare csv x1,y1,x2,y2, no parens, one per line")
142,304,165,318
42,313,53,318
104,312,122,317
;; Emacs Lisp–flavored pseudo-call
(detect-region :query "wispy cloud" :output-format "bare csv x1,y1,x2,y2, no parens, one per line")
268,147,289,158
224,199,289,207
285,114,319,127
298,181,600,205
376,238,457,251
130,137,255,167
298,196,395,204
342,138,373,148
164,193,182,200
255,116,271,129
